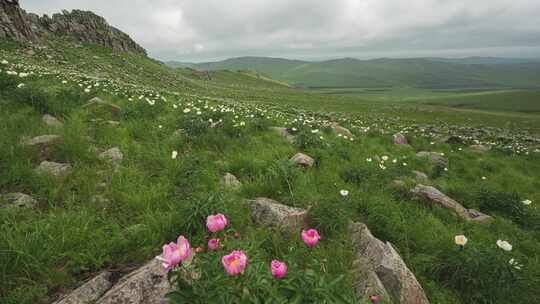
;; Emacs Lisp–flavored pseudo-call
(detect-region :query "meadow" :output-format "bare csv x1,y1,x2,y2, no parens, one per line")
1,39,540,303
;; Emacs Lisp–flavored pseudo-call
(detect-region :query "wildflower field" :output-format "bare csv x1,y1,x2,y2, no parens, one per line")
1,38,540,303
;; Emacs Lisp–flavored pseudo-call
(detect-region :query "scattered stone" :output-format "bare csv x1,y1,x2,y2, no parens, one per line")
42,114,63,127
22,134,62,148
411,184,493,223
393,133,409,146
0,192,37,209
331,123,353,137
412,171,429,183
441,135,464,145
349,222,430,304
271,127,295,144
35,161,72,178
220,172,241,190
247,197,309,233
82,97,122,120
469,144,491,153
99,147,123,166
290,152,314,168
53,271,113,304
416,151,448,169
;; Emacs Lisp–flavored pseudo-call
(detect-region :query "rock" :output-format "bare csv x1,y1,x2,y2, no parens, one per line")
99,147,123,166
35,161,72,178
412,171,429,183
0,0,38,42
2,2,146,55
393,133,409,146
290,152,314,168
416,151,448,169
42,114,63,127
469,144,491,153
82,97,122,120
441,135,464,145
95,259,170,304
247,197,309,233
22,134,62,148
53,271,113,304
0,192,37,209
411,184,493,223
271,127,295,144
331,123,353,137
220,172,241,190
349,222,430,304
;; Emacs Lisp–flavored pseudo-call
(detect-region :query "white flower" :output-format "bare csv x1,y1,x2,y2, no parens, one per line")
183,108,191,113
366,158,372,162
496,240,512,251
1,59,8,65
311,129,319,134
522,199,532,205
84,88,90,93
481,176,487,180
455,235,468,246
61,80,68,84
19,72,29,78
291,127,297,132
239,121,246,126
339,190,349,197
158,125,163,129
444,167,449,171
381,155,389,161
17,83,25,88
402,162,408,166
509,258,522,270
171,150,178,159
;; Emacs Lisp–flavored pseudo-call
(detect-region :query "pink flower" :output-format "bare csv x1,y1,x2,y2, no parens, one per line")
270,260,288,280
206,213,228,233
158,235,191,272
195,246,205,253
301,229,321,247
369,295,381,304
208,238,220,251
222,250,248,276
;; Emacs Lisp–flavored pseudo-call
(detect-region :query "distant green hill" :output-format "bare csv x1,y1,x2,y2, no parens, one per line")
175,56,540,90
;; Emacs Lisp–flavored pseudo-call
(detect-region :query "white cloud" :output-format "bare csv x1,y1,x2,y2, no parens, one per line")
23,0,540,61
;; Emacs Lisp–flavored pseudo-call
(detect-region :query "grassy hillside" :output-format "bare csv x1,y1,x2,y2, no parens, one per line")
1,39,540,304
184,56,540,90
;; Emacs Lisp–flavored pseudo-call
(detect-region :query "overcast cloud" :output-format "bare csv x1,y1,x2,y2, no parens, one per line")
23,0,540,62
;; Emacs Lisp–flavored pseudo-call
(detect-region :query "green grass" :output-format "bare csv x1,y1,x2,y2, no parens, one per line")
1,39,540,304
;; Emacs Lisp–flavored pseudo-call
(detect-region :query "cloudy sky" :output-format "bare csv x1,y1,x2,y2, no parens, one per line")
23,0,540,62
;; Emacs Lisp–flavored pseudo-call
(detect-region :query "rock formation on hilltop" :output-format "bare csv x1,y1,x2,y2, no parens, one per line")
0,0,146,55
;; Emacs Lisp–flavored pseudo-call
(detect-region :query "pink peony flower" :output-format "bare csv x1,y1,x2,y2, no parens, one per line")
270,260,288,280
206,213,228,233
369,295,381,304
301,229,321,248
222,250,248,276
208,238,220,251
158,235,191,272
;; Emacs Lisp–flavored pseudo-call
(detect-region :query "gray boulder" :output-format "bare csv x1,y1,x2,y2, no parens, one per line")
412,171,429,183
331,123,353,137
99,147,123,166
53,271,113,304
271,127,295,144
42,114,63,127
247,197,309,233
83,97,122,120
416,151,448,169
35,161,72,178
411,184,492,223
349,222,430,304
393,133,409,146
290,152,314,168
0,192,37,209
22,134,62,149
221,172,241,190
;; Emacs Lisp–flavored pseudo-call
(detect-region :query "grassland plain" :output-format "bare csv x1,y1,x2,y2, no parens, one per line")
1,38,540,304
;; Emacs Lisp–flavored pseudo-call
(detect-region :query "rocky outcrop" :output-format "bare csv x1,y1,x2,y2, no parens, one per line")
42,114,63,127
1,1,146,55
99,147,123,166
349,222,430,304
247,197,309,233
83,97,122,120
411,184,492,224
0,0,37,42
331,123,353,137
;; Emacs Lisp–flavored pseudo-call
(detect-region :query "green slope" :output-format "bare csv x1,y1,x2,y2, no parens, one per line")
184,56,540,90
